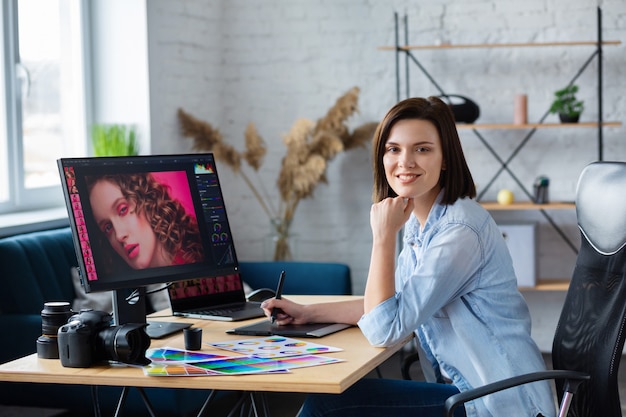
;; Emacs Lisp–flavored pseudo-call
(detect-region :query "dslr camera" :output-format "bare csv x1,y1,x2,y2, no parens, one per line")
57,310,150,368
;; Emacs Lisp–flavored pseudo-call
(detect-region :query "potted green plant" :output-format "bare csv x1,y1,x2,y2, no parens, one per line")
91,124,139,156
549,84,584,123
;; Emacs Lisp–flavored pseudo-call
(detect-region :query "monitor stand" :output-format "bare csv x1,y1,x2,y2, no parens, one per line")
112,287,147,325
111,288,189,339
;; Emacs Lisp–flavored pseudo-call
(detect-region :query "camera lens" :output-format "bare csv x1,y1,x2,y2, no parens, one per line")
41,301,73,334
37,301,73,359
97,323,150,366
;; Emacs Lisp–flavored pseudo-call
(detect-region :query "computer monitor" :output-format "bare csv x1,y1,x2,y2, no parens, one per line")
57,153,239,325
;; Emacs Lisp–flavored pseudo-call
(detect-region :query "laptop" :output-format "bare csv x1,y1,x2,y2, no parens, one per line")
168,273,265,321
226,320,352,338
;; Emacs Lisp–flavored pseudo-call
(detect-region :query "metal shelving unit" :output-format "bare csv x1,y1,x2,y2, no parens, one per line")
381,6,622,286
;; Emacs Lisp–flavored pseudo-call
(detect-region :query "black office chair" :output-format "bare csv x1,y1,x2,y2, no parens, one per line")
444,161,626,417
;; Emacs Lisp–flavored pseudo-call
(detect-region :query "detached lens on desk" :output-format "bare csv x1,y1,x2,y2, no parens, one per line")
37,301,73,359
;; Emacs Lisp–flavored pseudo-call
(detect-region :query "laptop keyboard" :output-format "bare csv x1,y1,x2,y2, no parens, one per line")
195,305,248,316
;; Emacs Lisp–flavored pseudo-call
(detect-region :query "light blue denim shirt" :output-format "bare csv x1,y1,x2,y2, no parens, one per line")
358,193,555,417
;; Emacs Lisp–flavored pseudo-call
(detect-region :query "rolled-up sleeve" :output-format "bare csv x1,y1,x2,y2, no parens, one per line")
358,221,483,347
357,296,398,346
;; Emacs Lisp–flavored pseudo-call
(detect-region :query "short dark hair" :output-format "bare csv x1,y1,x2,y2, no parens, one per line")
371,96,476,204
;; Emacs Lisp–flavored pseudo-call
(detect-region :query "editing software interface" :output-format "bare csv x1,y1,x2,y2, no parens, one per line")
58,153,238,293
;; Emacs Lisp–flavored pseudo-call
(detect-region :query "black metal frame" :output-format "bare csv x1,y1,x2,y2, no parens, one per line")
94,386,271,417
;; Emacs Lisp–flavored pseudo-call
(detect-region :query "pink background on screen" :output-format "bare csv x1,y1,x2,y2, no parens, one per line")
151,171,196,220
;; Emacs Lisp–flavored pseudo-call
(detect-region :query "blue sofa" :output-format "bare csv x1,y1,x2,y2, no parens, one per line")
0,227,352,415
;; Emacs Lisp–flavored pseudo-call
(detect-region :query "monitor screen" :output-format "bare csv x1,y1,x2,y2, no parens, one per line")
57,153,239,298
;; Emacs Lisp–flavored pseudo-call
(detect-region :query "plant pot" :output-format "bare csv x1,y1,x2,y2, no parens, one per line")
558,113,580,123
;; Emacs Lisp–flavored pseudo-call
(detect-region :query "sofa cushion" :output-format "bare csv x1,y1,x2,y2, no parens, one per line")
0,228,77,315
238,261,352,295
0,314,42,363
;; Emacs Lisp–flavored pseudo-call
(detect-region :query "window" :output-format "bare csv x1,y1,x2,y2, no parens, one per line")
0,0,88,214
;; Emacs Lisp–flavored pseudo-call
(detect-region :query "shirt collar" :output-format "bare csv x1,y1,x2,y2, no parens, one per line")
403,189,446,246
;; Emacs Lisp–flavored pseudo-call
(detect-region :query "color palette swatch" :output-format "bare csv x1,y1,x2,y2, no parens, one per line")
208,336,342,358
143,339,343,377
194,354,341,374
144,354,341,377
146,348,229,364
145,363,223,377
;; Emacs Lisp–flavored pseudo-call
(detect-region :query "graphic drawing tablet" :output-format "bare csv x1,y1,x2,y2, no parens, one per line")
226,320,351,338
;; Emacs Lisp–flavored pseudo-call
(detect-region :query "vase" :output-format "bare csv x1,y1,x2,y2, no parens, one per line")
265,218,297,261
513,94,528,125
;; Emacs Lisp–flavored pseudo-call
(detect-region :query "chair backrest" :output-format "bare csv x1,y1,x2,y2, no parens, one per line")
552,161,626,417
238,261,352,295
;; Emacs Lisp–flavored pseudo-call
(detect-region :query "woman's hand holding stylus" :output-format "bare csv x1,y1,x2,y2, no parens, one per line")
261,297,308,325
262,297,364,326
261,267,364,326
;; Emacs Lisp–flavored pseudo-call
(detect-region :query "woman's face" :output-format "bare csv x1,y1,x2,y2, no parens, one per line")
382,118,444,203
89,179,167,269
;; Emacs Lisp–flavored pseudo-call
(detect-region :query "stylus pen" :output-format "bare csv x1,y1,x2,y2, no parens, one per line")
270,270,286,324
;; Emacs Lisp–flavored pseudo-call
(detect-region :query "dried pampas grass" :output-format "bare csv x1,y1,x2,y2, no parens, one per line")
178,86,376,260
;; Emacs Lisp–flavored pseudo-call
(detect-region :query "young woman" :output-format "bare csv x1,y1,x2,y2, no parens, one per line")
261,97,555,417
86,173,204,273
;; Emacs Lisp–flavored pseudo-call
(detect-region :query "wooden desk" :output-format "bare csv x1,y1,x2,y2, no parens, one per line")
0,296,408,395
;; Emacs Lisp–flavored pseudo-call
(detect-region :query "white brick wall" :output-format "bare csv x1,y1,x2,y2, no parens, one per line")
145,0,625,295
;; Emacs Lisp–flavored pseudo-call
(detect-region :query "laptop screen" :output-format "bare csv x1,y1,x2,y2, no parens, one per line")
57,153,239,293
168,273,247,311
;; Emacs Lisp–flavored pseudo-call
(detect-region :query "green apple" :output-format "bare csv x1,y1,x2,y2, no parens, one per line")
497,189,515,205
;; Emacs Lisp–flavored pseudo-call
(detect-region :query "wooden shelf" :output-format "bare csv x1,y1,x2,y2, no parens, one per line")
481,202,575,211
456,121,621,130
378,40,622,51
520,279,570,291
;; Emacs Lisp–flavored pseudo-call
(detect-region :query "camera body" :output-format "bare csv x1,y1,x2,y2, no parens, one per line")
58,310,150,368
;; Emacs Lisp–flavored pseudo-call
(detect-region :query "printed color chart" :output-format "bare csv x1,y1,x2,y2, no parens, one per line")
209,336,342,358
144,352,342,377
146,348,229,364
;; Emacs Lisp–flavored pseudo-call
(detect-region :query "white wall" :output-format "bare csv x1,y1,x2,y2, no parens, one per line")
141,0,625,295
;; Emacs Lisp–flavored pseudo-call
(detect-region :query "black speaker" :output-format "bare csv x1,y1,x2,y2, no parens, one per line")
438,95,480,124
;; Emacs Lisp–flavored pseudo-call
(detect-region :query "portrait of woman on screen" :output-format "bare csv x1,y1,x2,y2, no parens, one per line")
85,172,204,275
